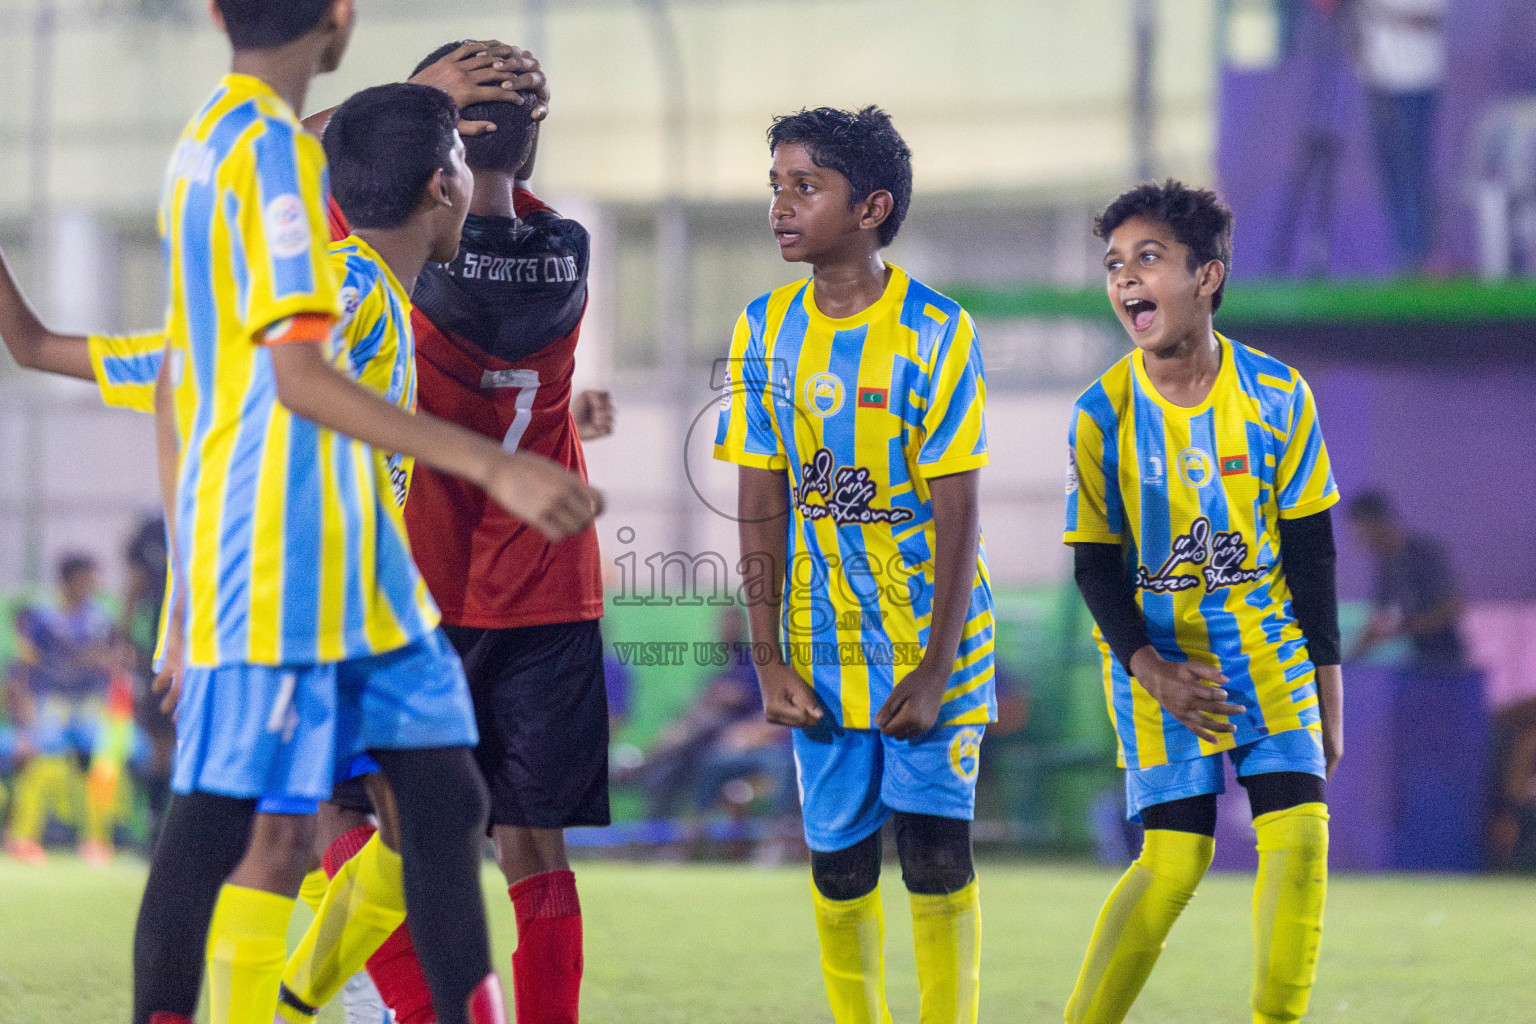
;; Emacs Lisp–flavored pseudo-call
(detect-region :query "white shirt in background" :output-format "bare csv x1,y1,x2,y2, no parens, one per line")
1357,0,1448,93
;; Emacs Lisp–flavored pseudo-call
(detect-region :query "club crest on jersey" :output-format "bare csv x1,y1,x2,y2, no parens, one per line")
264,193,311,260
804,372,845,417
1177,447,1213,488
796,448,914,526
1136,516,1270,594
949,728,983,782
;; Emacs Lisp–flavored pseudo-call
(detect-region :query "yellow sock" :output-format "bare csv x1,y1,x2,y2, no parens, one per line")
1065,829,1214,1024
279,832,406,1019
1251,803,1329,1024
298,868,329,913
84,763,116,846
206,884,296,1024
812,882,894,1024
910,880,981,1024
9,755,72,842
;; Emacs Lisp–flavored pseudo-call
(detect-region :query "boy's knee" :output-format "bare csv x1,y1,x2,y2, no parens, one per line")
894,812,974,896
811,830,882,901
232,812,318,895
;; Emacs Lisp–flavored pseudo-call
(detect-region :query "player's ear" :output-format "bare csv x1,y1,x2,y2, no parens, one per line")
1195,258,1225,300
426,168,452,208
327,0,355,32
858,189,894,236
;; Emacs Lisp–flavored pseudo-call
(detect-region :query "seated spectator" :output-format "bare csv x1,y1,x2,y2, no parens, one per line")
1346,489,1466,672
4,553,119,866
636,608,799,857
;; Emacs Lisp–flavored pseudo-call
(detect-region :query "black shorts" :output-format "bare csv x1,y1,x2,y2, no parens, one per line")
327,774,376,816
443,618,610,830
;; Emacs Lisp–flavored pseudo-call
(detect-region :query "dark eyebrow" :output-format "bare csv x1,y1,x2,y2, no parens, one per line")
1132,239,1168,250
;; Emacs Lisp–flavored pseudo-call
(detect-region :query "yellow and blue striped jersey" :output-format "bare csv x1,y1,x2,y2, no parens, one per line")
162,74,436,668
87,236,429,668
714,265,995,730
331,234,418,509
1064,333,1339,769
88,332,165,413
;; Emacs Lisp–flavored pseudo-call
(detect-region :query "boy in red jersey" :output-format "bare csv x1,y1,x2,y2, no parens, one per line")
278,43,612,1024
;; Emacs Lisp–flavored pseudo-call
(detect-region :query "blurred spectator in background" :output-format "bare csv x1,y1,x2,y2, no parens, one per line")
633,607,798,856
604,641,632,736
123,515,173,843
3,553,118,865
1352,0,1447,271
1347,489,1466,671
1489,696,1536,871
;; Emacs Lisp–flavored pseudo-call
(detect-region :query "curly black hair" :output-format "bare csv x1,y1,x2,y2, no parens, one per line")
323,83,460,230
413,41,538,174
767,106,913,247
1094,180,1235,312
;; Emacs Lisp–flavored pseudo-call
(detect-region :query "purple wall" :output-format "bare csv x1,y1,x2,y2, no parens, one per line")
1297,361,1536,602
1217,0,1536,278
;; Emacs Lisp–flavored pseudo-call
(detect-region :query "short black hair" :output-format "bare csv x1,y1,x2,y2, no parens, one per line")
1347,489,1396,523
216,0,332,49
413,42,538,174
1095,180,1235,312
767,106,913,247
58,552,98,584
323,83,460,230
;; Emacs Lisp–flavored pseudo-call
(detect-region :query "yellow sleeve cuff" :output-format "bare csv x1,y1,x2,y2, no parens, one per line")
917,452,989,479
1278,491,1340,520
1064,530,1123,546
713,445,787,471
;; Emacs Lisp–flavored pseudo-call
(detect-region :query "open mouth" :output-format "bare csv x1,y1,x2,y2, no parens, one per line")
1124,297,1158,332
774,229,801,247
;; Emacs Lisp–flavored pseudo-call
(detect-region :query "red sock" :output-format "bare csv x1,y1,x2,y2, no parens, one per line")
366,922,436,1024
466,973,508,1024
322,823,377,878
509,870,583,1024
149,1014,195,1024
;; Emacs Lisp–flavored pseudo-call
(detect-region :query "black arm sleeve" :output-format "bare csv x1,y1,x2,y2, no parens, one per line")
1073,543,1151,673
1277,508,1341,666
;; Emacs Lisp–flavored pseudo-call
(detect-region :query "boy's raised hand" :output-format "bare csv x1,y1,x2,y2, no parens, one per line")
756,662,824,729
572,389,614,440
409,40,550,137
1128,646,1243,743
481,449,603,543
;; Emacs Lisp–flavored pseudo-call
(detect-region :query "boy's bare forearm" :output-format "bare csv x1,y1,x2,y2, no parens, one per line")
271,341,504,488
0,247,93,380
923,469,982,672
154,358,184,595
737,466,791,660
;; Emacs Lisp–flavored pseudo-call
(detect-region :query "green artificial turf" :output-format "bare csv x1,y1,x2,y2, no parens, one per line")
1,857,1533,1023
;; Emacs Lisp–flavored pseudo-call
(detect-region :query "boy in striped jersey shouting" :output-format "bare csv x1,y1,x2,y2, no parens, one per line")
1062,180,1343,1024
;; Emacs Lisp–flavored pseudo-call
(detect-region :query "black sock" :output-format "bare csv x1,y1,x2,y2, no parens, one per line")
131,791,256,1024
372,746,492,1024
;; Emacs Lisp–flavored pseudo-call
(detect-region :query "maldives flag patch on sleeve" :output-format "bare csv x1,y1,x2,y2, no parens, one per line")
857,387,888,409
1220,454,1249,477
